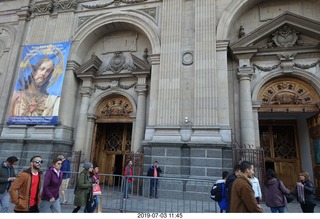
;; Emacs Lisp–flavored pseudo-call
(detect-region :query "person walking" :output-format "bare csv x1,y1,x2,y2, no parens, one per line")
264,168,291,213
0,156,18,212
123,160,133,199
9,155,43,213
58,155,71,205
39,158,63,213
229,161,263,213
293,171,317,213
216,171,229,213
72,162,94,213
225,164,241,212
147,161,162,198
250,174,262,204
90,163,101,213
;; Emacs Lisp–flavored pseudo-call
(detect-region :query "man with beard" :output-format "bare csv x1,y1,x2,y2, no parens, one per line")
229,161,263,213
9,155,43,213
9,58,60,117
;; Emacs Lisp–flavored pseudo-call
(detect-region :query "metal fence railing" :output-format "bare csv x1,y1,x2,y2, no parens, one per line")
60,172,218,213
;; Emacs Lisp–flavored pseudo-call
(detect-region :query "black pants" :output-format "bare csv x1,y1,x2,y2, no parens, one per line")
14,205,39,213
300,203,316,213
72,206,81,213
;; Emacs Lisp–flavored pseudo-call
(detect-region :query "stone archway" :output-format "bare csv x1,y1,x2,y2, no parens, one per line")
258,77,320,113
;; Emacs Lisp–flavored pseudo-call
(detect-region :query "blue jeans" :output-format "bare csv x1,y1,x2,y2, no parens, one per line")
123,181,132,198
84,195,98,213
39,198,61,213
149,179,159,197
270,207,286,213
0,191,10,213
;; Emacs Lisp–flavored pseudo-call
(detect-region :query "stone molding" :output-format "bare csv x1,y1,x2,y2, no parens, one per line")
81,0,148,9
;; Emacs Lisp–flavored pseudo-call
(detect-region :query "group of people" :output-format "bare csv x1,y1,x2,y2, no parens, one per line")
0,155,70,213
123,160,162,199
214,161,317,213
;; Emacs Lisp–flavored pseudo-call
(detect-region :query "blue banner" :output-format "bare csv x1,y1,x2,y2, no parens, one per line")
7,42,71,125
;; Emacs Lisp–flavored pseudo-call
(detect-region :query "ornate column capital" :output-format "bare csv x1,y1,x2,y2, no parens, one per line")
237,66,254,80
135,84,148,95
55,0,78,12
30,0,53,15
80,86,94,97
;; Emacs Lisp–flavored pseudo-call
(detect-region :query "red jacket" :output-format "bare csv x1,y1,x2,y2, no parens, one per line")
123,165,133,182
9,168,42,212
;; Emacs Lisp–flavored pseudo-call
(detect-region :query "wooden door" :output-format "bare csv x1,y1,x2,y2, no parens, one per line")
260,120,300,191
94,123,132,186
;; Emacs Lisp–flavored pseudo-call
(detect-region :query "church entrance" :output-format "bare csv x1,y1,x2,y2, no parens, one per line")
257,77,320,191
95,123,132,184
93,123,132,185
259,120,300,191
91,95,134,185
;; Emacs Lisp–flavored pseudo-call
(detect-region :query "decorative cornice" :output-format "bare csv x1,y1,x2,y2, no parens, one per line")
95,80,136,91
55,0,78,11
16,6,31,21
253,63,281,72
253,60,320,72
293,60,320,69
82,0,147,10
30,0,53,14
75,53,102,76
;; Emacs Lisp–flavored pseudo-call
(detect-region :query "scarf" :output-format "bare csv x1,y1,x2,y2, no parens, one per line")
296,182,305,203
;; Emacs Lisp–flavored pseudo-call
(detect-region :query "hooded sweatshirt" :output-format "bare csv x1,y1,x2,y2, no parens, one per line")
264,178,290,208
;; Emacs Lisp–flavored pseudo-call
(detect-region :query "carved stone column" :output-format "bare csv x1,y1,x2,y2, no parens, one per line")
133,82,148,152
238,66,256,147
252,101,262,147
85,114,97,162
73,85,94,156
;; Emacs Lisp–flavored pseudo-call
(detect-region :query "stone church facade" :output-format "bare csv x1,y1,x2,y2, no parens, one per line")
0,0,320,193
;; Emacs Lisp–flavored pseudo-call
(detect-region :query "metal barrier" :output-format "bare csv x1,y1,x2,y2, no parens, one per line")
62,172,218,213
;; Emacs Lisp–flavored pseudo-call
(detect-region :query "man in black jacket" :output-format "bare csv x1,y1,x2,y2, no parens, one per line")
147,161,162,198
0,156,18,213
225,164,241,212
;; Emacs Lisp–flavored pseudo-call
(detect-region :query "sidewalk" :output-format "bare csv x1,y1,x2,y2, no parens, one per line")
8,198,320,213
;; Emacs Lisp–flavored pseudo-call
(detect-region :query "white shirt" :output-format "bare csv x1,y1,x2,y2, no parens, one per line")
250,176,262,198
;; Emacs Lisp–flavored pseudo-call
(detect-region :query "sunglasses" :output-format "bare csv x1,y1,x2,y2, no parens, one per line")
33,160,43,164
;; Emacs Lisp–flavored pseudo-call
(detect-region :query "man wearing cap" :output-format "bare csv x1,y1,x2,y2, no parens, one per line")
9,155,43,213
147,161,162,198
0,156,18,212
58,155,70,204
72,162,93,213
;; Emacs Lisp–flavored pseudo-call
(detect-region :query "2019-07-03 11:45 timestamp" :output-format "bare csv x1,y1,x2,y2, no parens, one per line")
137,213,183,218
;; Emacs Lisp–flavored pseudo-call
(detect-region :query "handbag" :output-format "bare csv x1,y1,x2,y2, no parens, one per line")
284,192,295,203
93,183,102,196
277,179,294,203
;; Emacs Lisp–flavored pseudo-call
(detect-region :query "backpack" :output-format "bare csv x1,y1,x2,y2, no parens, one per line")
210,182,225,202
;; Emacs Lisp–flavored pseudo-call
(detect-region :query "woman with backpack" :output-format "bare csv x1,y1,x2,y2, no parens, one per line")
264,168,291,213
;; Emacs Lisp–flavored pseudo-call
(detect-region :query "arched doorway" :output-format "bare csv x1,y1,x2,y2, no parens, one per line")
92,95,134,185
258,77,320,191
